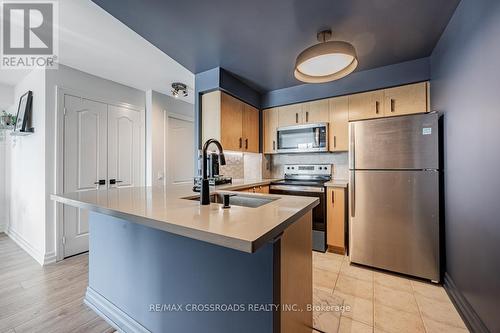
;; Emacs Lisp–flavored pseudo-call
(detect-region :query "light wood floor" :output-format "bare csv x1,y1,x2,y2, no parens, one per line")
0,233,114,333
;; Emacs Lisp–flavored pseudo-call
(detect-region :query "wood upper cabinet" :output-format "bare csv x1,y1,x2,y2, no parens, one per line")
329,96,349,152
327,187,346,254
243,104,260,153
303,99,329,123
278,103,303,127
348,90,384,121
202,90,260,152
383,82,428,116
220,92,243,151
263,107,279,154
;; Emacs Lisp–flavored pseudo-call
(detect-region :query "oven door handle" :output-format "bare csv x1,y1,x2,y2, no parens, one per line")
270,185,325,193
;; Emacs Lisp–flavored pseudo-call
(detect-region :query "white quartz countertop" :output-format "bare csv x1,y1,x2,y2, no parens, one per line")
51,179,318,253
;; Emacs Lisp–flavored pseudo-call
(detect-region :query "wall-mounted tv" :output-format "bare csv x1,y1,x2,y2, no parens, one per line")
14,91,33,132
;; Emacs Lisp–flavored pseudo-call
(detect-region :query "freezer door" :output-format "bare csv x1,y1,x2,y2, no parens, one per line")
350,113,439,170
349,170,440,281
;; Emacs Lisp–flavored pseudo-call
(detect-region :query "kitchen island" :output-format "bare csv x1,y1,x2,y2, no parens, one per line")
51,181,318,333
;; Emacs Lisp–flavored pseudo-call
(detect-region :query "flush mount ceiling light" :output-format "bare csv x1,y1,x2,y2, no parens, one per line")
171,82,188,98
294,30,358,83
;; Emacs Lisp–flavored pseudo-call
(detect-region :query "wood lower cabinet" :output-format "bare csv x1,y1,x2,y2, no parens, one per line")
237,185,270,194
263,108,279,154
202,90,260,152
348,90,384,121
329,96,349,152
326,187,347,254
383,82,428,116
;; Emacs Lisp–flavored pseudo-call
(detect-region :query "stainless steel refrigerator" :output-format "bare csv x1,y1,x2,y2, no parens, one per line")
349,112,440,282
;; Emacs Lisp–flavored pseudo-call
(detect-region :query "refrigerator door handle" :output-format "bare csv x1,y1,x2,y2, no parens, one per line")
349,123,355,170
349,122,355,217
350,171,355,217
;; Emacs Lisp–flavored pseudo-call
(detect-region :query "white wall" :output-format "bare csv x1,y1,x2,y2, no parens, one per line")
0,83,14,232
3,64,147,264
146,90,194,187
45,64,146,261
0,140,6,233
0,83,14,110
4,69,47,263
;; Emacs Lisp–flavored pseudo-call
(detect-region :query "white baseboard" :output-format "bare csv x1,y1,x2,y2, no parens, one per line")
44,251,57,265
0,222,5,233
5,227,52,266
84,287,150,333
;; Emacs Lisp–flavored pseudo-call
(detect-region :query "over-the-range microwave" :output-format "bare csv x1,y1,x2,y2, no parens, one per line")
277,122,328,153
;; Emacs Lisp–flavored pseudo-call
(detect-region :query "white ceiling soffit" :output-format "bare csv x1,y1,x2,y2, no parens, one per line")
58,0,195,103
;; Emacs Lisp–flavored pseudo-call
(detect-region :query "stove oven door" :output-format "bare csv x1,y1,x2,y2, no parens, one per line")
269,185,327,252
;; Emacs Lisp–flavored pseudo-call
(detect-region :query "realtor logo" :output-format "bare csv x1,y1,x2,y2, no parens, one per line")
1,0,58,69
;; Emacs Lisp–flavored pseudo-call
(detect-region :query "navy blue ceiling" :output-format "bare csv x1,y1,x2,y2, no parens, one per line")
91,0,460,92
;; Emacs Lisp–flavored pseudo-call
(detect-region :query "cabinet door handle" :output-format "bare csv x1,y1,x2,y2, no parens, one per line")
94,179,106,185
245,138,248,149
334,136,337,148
295,113,299,123
332,191,335,204
306,111,309,122
239,137,242,148
375,101,380,114
391,99,395,112
273,140,276,151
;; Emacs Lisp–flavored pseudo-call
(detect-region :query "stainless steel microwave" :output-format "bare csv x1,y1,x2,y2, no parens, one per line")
277,123,328,153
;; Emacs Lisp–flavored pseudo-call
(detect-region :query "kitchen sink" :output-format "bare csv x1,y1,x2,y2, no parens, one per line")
184,193,278,208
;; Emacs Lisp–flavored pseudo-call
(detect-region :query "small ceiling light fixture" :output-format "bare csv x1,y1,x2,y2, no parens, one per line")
171,82,188,98
294,29,358,83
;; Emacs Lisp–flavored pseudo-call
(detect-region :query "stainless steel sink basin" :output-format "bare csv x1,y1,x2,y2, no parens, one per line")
184,193,278,208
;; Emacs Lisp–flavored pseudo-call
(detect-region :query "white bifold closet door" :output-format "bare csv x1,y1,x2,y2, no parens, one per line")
107,104,144,190
63,95,144,258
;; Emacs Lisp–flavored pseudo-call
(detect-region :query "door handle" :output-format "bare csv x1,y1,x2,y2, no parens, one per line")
375,101,380,114
239,137,242,149
109,179,123,185
350,171,355,218
273,140,276,151
295,113,298,123
391,99,395,112
245,138,248,149
306,111,309,122
94,179,106,185
334,135,337,148
331,191,335,204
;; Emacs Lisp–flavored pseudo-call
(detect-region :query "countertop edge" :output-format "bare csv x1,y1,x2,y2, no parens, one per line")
50,192,319,254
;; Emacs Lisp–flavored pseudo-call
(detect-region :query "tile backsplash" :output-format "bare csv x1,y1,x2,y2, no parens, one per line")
218,151,348,180
219,151,262,180
219,152,244,179
265,152,349,180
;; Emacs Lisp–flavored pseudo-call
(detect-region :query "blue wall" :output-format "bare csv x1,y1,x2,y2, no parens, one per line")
262,57,430,108
430,0,500,332
88,212,275,333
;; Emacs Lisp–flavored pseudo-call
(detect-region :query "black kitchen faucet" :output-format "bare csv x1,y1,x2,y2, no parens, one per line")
200,139,226,205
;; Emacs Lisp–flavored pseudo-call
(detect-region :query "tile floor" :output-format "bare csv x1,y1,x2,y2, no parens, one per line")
312,251,469,333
